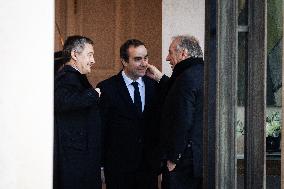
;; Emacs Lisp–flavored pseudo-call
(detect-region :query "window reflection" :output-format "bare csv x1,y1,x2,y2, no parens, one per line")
237,2,248,188
238,0,248,25
266,0,282,188
237,30,247,189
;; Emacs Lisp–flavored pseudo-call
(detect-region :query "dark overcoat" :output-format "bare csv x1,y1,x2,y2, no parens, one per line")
54,65,102,189
160,57,204,178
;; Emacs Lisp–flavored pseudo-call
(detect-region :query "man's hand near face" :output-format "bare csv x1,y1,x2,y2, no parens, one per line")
167,160,176,172
146,64,163,82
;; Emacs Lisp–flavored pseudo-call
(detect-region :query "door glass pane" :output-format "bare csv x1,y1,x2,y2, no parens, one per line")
237,31,247,189
266,0,282,188
238,0,248,25
237,0,248,188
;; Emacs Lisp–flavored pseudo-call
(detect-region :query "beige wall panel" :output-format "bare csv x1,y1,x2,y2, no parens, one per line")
55,0,162,86
132,0,162,71
55,0,67,51
87,0,162,86
162,0,205,76
78,0,117,86
115,0,162,70
80,0,116,70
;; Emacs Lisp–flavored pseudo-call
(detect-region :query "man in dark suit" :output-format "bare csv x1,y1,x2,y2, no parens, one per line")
147,35,204,189
54,35,102,189
97,39,160,189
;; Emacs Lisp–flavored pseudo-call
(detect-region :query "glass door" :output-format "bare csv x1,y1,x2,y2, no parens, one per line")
266,0,282,188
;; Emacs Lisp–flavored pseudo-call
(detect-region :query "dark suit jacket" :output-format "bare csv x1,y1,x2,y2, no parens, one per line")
54,65,102,189
97,71,161,174
160,57,204,178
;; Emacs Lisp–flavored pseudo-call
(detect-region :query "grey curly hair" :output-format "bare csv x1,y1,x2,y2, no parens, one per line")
172,35,203,58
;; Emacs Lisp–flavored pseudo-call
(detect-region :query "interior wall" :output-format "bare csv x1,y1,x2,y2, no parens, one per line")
55,0,162,86
162,0,205,76
0,0,54,188
55,0,66,50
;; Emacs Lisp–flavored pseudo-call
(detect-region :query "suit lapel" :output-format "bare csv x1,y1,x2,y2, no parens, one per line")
115,72,154,116
143,77,154,112
115,72,138,114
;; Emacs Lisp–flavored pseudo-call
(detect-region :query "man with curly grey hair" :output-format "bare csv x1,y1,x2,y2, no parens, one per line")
166,35,203,69
147,35,204,189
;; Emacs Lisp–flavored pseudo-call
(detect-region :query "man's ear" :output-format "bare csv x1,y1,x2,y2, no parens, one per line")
121,59,128,67
71,50,77,61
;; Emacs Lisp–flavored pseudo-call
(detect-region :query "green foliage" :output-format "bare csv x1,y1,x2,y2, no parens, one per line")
236,119,245,136
236,111,282,137
266,111,281,137
267,0,283,53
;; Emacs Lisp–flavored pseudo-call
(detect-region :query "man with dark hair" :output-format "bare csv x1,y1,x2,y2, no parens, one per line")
54,35,102,189
147,35,204,189
97,39,161,189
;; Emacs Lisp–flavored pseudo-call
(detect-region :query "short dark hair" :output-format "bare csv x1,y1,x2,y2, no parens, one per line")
62,35,94,62
120,39,145,62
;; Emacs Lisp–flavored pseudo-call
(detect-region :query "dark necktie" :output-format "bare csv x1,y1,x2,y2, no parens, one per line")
131,81,142,113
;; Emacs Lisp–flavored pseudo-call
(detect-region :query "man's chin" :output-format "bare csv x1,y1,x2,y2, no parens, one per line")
138,71,146,77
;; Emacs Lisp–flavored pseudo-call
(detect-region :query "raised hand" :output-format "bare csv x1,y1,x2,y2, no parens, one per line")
146,64,163,82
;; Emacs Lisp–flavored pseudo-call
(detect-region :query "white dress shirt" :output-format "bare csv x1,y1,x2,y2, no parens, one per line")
122,71,145,111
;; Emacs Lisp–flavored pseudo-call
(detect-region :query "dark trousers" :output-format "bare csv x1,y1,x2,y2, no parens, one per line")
54,158,101,189
105,169,158,189
161,152,202,189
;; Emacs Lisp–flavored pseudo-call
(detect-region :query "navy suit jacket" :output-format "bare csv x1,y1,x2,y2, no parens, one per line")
97,71,161,174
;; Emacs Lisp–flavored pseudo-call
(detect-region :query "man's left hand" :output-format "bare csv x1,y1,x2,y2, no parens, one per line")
146,64,163,82
167,160,176,172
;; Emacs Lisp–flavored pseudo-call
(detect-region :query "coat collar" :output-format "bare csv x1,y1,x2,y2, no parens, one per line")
62,65,81,74
61,65,92,88
143,76,154,110
171,57,204,79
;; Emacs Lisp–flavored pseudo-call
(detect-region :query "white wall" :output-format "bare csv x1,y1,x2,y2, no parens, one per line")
162,0,205,76
0,1,54,188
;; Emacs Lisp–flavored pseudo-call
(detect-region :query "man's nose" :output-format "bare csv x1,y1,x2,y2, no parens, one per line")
91,57,95,64
141,59,147,66
166,54,170,61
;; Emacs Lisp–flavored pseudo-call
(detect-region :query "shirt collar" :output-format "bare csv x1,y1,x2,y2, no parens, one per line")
122,71,143,87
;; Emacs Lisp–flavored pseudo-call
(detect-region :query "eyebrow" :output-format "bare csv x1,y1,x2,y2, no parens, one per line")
134,57,142,60
137,54,149,58
134,54,148,59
